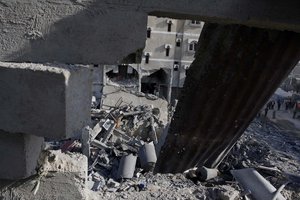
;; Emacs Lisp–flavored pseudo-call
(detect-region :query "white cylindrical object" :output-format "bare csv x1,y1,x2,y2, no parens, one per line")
139,142,157,171
197,166,219,181
117,154,137,179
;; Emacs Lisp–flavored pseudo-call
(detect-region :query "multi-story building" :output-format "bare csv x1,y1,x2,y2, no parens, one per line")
132,16,204,102
93,17,204,104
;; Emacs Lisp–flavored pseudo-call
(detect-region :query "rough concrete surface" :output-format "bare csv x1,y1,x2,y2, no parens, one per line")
0,150,88,199
1,117,299,199
0,0,299,64
102,85,168,125
39,150,88,182
0,62,92,139
0,131,44,180
0,172,85,200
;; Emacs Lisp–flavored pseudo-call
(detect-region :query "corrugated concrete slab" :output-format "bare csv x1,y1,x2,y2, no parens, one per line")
156,23,300,173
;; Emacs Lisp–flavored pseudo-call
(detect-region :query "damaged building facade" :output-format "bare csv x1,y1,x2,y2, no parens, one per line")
92,16,203,104
131,16,203,102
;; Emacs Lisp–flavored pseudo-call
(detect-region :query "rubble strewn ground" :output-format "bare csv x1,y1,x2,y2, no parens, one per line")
221,117,300,199
80,116,300,200
1,87,300,200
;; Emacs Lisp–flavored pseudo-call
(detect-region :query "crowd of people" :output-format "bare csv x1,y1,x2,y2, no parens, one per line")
263,98,300,119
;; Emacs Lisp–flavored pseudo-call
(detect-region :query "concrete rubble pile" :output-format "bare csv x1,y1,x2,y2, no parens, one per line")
219,118,300,200
1,80,300,200
41,116,299,200
83,88,168,194
80,88,243,199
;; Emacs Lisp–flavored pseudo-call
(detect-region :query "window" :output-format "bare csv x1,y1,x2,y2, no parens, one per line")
165,44,172,57
190,20,201,25
167,23,172,32
174,62,179,71
176,38,181,47
127,66,133,74
147,27,151,38
183,65,190,70
188,41,198,52
166,46,170,56
166,19,173,32
145,53,150,64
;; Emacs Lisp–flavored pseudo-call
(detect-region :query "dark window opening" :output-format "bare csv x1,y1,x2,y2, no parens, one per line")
147,28,151,38
166,46,170,56
145,53,150,64
141,69,168,99
176,40,181,47
185,65,190,76
106,65,139,83
167,23,172,32
189,41,198,51
174,62,179,71
141,82,157,95
191,20,201,25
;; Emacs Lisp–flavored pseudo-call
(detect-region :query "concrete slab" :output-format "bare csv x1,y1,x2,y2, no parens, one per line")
102,85,168,124
0,62,92,139
0,0,300,64
0,131,44,180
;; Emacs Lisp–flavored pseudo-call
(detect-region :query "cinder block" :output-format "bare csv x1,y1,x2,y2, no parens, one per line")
0,131,44,180
0,62,92,139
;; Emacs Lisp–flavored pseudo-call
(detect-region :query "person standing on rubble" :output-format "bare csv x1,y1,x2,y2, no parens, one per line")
293,101,300,119
277,99,281,110
271,100,276,109
266,101,272,110
264,106,269,117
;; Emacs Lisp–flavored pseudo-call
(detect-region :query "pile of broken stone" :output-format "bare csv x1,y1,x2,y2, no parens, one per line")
40,109,300,200
84,103,165,193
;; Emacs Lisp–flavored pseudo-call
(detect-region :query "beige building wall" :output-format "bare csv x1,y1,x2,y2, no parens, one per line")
140,16,203,88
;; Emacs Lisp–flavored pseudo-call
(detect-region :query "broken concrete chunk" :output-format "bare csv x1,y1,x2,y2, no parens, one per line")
107,178,120,188
82,126,92,158
0,131,44,179
103,119,113,131
217,185,240,200
39,150,88,182
0,62,92,139
146,93,158,100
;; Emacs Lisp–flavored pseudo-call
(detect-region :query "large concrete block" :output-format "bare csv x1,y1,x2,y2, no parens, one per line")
0,131,44,180
0,0,300,64
0,62,92,139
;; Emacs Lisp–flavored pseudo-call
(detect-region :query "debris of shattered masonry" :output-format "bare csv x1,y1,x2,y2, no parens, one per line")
4,86,300,200
84,85,168,192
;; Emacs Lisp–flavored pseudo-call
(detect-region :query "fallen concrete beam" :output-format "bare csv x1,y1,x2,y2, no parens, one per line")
156,23,300,173
0,62,92,139
0,0,300,64
0,131,44,179
231,168,286,200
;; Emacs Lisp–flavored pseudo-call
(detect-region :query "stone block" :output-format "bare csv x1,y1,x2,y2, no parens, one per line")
39,150,88,182
0,62,92,139
0,131,44,180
